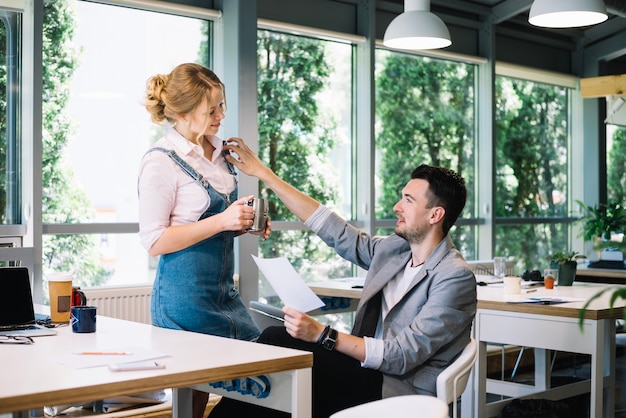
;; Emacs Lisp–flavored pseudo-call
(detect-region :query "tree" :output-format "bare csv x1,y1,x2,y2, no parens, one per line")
40,0,110,285
608,127,626,203
375,51,475,255
256,30,347,281
494,77,569,269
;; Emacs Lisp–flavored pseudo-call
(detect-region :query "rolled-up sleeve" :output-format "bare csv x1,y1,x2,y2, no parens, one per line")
137,153,177,251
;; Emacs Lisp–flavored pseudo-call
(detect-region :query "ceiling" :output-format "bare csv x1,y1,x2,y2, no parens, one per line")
385,0,626,73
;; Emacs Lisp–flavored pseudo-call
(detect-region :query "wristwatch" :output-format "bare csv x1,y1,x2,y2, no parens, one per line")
320,327,338,351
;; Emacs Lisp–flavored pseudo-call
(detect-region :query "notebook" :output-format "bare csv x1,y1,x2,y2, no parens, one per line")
0,267,57,337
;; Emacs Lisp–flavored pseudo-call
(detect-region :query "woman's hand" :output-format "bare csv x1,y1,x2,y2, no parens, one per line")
220,196,256,232
282,306,326,343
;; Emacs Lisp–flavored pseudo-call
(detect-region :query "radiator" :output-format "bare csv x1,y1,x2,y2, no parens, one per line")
82,285,152,324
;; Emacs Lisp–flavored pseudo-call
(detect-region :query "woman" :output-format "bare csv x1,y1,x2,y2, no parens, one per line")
138,63,267,417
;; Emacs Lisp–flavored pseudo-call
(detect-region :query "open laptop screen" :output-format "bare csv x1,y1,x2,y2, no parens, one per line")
0,267,38,327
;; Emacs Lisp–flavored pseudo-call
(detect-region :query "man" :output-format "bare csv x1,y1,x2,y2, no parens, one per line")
211,139,477,418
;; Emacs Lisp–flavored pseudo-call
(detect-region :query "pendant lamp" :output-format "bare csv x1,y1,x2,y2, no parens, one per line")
383,0,451,50
529,0,608,28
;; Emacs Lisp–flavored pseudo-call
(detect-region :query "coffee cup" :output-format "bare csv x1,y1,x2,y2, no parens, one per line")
47,273,73,323
503,276,522,295
245,198,268,232
71,305,97,333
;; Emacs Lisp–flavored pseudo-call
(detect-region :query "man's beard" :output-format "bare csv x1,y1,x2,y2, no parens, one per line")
395,223,426,245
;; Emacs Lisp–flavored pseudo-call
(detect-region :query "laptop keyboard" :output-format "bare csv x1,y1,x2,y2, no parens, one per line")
0,323,38,331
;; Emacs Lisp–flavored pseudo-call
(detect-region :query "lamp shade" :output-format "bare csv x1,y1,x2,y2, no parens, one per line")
529,0,608,28
383,0,451,50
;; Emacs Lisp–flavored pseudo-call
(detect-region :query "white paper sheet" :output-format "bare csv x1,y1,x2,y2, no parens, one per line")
53,346,170,369
252,255,325,312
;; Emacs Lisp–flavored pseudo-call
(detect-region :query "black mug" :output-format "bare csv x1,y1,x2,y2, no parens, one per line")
71,305,97,333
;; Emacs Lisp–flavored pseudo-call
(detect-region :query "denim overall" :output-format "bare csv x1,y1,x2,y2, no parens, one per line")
146,147,260,341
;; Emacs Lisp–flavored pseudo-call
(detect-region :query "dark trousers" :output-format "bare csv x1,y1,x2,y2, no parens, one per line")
208,326,383,418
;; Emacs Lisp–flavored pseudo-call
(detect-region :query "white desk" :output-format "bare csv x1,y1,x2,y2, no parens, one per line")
462,282,624,418
0,316,313,417
310,278,625,418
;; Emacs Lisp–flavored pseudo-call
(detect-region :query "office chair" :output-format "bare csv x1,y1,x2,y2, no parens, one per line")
436,337,478,418
329,395,448,418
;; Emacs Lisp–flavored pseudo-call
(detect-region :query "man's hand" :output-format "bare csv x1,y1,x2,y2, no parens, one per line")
282,306,326,343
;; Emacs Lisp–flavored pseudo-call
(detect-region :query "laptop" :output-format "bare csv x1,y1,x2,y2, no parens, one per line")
0,267,57,337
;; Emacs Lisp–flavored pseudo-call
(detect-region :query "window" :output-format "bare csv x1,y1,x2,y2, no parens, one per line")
255,29,354,303
494,75,572,270
374,49,478,258
41,1,215,286
0,7,22,227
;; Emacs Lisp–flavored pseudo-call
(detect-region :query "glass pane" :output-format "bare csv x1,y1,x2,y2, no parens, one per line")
0,9,22,225
607,124,626,203
259,230,352,297
43,1,209,225
256,30,353,221
374,49,476,254
495,76,571,270
495,77,569,218
256,30,354,297
43,233,152,287
495,223,568,273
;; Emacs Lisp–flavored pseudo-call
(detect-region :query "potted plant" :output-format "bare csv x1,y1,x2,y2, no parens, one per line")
545,251,586,286
576,200,626,252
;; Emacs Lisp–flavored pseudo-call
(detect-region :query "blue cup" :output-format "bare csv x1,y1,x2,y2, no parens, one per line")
71,305,97,333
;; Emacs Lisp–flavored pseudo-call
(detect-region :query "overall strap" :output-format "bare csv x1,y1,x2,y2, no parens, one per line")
146,147,205,184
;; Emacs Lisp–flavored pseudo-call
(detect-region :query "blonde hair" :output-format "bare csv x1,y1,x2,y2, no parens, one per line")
144,63,226,125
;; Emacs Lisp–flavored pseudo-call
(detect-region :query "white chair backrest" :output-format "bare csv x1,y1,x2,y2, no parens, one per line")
467,259,514,276
329,395,448,418
436,337,477,418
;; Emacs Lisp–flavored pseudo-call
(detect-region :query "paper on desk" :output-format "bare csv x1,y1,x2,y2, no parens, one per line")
252,255,325,312
53,346,170,369
505,296,585,304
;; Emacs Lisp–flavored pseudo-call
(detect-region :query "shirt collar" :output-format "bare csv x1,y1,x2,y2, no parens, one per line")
166,128,223,161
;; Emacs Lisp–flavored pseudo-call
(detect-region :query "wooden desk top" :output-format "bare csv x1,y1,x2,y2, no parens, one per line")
477,282,626,320
309,277,626,322
0,316,312,414
309,277,365,299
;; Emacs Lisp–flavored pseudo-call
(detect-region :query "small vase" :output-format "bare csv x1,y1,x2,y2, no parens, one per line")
558,261,577,286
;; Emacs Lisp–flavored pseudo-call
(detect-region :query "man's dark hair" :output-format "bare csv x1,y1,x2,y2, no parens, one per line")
411,164,467,235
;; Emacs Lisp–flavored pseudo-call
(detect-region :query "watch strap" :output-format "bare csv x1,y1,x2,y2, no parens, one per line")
321,327,338,351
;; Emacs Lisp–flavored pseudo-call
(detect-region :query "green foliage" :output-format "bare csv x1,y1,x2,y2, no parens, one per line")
579,285,626,330
545,250,585,264
256,31,349,280
576,199,626,242
494,77,570,270
40,0,110,286
608,127,626,203
375,51,475,222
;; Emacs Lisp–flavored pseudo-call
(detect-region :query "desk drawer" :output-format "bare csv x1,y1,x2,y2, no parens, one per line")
476,309,597,354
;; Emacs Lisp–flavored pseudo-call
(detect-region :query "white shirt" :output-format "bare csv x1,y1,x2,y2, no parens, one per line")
305,205,419,369
137,128,236,251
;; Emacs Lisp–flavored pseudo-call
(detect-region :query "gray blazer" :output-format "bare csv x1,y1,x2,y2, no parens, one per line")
315,211,477,397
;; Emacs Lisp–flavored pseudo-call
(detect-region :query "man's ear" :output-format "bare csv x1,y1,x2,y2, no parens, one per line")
430,206,446,224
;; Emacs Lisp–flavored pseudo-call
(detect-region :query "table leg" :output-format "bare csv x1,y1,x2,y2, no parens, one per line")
172,387,193,418
291,368,312,418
